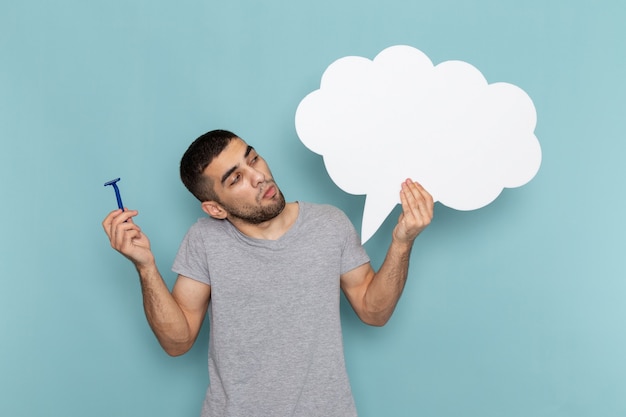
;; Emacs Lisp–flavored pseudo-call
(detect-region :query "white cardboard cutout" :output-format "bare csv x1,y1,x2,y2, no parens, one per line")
295,45,542,243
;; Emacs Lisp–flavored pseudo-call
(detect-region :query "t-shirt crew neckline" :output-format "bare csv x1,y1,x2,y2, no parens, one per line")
225,201,303,249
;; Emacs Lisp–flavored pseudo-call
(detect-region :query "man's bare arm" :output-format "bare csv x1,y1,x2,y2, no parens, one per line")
341,180,433,326
102,209,210,356
139,267,210,356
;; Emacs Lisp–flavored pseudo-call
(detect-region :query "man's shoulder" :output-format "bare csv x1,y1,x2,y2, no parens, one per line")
185,216,229,236
299,201,346,217
298,202,352,228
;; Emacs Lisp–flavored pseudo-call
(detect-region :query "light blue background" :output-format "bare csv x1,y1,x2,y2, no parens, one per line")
1,1,625,416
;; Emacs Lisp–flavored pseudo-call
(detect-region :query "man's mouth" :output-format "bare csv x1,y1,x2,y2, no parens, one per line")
262,185,276,199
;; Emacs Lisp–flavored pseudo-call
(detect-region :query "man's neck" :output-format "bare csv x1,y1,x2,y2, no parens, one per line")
229,202,299,240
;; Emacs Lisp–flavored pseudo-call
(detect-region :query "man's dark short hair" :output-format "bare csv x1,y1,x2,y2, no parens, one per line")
180,129,239,202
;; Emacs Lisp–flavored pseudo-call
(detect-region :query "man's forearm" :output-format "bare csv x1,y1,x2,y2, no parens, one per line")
136,263,193,356
350,179,432,326
363,238,414,326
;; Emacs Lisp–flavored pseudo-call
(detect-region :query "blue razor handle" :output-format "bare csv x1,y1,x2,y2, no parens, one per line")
104,178,124,210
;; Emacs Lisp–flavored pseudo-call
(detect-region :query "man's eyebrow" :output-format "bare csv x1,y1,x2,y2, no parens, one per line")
220,145,256,185
220,166,237,185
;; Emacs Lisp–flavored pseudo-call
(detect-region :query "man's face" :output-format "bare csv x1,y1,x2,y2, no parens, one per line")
202,138,285,224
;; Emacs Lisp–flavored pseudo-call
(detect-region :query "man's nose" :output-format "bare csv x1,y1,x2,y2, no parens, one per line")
249,167,266,186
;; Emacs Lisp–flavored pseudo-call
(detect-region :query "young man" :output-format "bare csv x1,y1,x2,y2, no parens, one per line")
102,129,433,417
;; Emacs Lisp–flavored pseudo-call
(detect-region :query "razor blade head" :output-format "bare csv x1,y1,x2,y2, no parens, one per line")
104,178,121,187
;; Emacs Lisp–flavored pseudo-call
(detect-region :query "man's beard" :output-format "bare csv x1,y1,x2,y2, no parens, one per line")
219,183,286,225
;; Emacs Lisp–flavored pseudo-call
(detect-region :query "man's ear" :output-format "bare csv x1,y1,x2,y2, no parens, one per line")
201,201,228,219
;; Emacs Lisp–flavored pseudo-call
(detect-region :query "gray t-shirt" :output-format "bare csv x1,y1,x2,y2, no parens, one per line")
172,202,370,417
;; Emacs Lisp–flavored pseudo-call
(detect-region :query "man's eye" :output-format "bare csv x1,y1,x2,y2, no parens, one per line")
231,174,241,185
251,156,258,164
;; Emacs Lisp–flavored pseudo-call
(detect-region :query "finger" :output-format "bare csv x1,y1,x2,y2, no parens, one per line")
417,188,434,220
401,182,432,229
121,208,138,224
103,211,128,241
109,211,139,238
412,181,434,212
102,209,123,237
399,183,417,225
111,218,137,241
110,209,139,227
104,210,135,242
397,185,424,241
112,222,143,252
400,180,423,218
405,180,434,219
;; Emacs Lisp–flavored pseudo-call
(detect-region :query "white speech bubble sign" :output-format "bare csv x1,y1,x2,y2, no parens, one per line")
295,45,542,243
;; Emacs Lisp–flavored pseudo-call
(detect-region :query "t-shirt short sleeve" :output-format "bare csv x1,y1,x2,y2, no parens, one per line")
172,219,211,286
335,208,370,275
